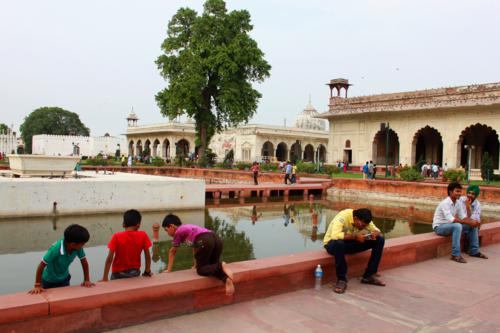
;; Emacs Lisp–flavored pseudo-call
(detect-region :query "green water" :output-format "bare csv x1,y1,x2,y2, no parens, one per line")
0,199,446,294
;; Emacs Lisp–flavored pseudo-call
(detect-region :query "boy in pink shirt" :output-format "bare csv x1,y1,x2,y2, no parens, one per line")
162,214,235,296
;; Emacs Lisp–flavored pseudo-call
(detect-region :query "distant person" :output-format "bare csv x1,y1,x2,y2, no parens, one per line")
127,155,133,167
120,155,126,167
362,161,369,180
251,205,262,225
443,162,448,172
372,164,377,179
368,161,374,179
431,163,439,179
251,161,260,185
29,224,93,294
101,209,152,281
291,163,297,183
323,208,385,294
162,214,235,296
421,163,428,177
283,204,290,227
433,182,487,263
343,162,347,173
284,161,292,184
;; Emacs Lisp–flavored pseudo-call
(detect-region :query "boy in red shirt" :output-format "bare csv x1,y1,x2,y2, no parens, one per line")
102,209,152,281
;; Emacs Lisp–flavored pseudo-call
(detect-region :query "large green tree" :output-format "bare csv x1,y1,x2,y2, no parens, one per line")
20,107,90,153
0,123,9,134
156,0,271,163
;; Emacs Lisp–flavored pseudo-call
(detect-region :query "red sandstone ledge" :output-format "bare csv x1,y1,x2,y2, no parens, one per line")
332,178,500,204
1,222,499,332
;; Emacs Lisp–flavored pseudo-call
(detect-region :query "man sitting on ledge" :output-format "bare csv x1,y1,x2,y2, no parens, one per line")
323,208,385,294
433,182,488,263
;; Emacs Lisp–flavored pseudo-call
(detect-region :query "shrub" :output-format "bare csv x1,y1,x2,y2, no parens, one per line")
322,164,340,174
296,161,316,174
151,157,165,167
481,152,495,181
84,157,108,166
260,163,278,172
443,169,466,183
399,167,423,181
235,162,252,170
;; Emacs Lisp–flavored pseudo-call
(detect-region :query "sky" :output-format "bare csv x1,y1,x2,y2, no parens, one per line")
1,0,500,136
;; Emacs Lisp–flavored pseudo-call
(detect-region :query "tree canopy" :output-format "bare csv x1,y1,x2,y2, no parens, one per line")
20,107,90,153
0,123,9,134
155,0,271,163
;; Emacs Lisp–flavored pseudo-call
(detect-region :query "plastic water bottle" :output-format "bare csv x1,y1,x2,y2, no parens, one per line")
314,264,323,290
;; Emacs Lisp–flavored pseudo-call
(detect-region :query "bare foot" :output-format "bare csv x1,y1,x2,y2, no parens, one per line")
221,262,234,281
225,278,235,296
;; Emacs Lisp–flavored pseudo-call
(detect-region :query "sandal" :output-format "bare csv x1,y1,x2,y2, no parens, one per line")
361,275,386,286
450,255,467,263
469,252,488,259
333,280,347,294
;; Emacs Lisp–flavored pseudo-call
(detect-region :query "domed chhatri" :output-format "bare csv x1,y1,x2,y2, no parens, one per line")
295,98,326,131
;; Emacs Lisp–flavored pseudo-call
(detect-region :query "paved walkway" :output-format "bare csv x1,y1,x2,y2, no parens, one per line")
108,244,500,333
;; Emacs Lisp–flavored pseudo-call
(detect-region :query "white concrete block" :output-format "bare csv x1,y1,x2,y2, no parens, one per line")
0,172,205,218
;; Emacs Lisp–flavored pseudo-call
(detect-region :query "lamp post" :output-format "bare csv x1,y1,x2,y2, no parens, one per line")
464,145,474,183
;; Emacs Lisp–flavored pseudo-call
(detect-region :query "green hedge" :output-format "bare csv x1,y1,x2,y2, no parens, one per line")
399,167,423,181
443,169,466,183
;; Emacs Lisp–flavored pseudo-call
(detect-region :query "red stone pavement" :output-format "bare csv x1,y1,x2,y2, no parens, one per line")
108,244,500,333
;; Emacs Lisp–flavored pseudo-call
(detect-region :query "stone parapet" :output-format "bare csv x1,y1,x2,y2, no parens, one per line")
1,223,499,333
331,178,500,204
319,82,500,117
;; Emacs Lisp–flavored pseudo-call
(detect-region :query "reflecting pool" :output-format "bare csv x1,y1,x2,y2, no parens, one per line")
0,198,497,295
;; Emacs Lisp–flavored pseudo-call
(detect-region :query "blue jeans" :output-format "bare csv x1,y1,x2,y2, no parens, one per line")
325,237,385,281
434,223,479,257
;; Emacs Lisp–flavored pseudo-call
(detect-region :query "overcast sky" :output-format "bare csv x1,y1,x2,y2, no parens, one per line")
1,0,500,136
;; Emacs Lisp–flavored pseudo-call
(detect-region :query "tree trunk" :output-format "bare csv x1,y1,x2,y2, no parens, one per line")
199,124,207,159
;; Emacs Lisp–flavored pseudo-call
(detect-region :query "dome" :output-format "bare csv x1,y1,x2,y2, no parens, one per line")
126,112,138,120
294,99,326,131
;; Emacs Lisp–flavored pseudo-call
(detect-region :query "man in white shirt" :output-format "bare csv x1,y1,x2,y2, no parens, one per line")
433,182,487,263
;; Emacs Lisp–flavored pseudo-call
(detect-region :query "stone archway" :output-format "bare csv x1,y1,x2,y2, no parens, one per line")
458,124,499,169
290,142,302,162
261,141,274,160
152,139,160,157
128,140,134,157
318,144,327,163
162,139,170,159
303,144,314,162
372,128,399,165
276,142,288,162
136,140,143,158
176,139,190,157
412,126,443,165
144,139,151,158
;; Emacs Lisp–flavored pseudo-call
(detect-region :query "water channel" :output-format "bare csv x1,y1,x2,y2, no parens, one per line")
0,198,498,295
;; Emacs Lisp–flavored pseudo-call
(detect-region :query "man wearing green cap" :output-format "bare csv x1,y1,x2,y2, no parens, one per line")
460,185,482,225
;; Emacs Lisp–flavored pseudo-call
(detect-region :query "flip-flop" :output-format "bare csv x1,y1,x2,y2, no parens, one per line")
450,255,467,263
333,280,347,294
361,276,386,286
469,252,488,259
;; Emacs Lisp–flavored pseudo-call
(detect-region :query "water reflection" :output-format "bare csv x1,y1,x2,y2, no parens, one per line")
0,198,494,295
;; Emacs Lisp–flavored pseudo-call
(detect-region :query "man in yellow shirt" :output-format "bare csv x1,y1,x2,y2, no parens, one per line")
323,208,385,293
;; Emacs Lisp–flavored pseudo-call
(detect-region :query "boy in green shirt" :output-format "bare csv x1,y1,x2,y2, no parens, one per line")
29,224,94,294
